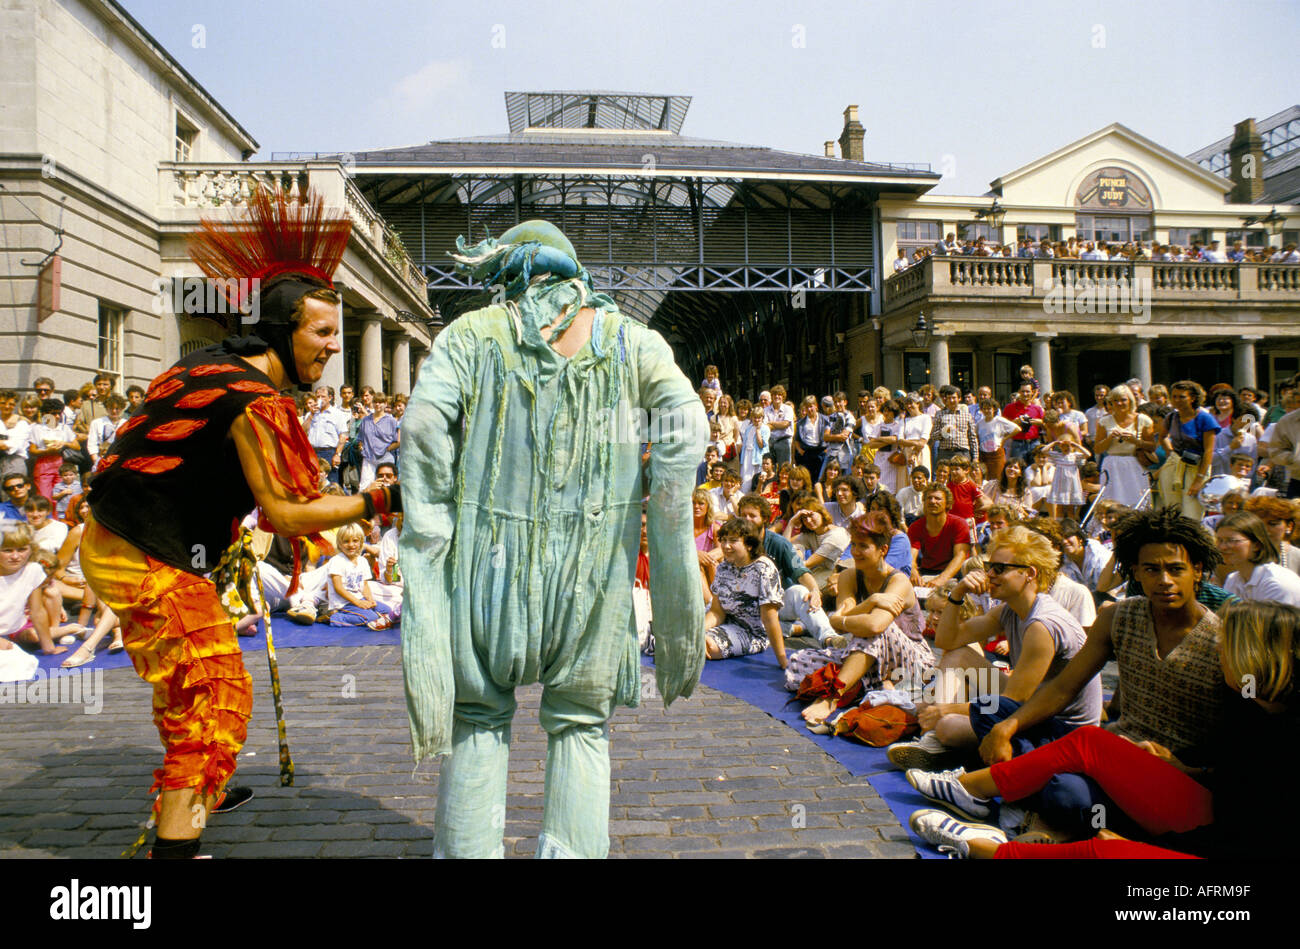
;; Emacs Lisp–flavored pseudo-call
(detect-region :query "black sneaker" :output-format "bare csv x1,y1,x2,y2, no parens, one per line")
212,786,254,814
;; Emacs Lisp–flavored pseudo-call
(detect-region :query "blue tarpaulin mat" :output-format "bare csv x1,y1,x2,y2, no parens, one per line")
642,650,945,857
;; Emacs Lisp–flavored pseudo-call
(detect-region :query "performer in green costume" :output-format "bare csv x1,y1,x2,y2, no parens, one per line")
401,221,707,857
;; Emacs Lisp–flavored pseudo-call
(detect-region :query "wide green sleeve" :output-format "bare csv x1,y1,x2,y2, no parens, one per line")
635,328,708,705
399,325,470,762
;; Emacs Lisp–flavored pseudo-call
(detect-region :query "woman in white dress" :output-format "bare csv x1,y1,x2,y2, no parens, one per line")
869,400,906,494
899,394,933,480
1093,383,1153,509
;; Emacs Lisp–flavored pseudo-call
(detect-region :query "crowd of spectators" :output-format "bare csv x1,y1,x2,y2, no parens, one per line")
1,372,407,670
895,232,1300,270
634,360,1300,858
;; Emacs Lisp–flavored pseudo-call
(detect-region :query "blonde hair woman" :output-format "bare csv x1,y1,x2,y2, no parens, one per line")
1093,383,1153,509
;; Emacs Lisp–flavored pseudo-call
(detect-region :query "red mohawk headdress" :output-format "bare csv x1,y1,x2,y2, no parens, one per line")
187,184,352,390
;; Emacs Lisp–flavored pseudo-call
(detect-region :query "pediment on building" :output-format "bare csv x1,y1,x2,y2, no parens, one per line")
990,123,1232,211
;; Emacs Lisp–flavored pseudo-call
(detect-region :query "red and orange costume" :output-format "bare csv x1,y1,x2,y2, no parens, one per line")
82,186,348,802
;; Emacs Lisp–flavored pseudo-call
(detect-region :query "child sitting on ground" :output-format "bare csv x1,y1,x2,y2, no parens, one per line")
326,522,395,630
1,522,76,656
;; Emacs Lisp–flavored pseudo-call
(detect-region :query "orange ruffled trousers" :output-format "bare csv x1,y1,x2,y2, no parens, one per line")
80,515,252,796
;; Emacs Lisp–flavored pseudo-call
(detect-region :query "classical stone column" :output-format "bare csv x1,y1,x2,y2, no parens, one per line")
1130,337,1153,391
359,313,384,393
929,332,952,388
391,333,412,397
1032,333,1055,394
1234,336,1261,390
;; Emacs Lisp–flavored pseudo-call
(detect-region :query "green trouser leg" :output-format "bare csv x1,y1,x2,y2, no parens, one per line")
537,721,611,859
432,717,510,858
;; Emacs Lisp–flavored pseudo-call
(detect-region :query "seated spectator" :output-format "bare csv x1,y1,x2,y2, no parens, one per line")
950,507,1232,839
783,520,933,729
695,445,720,487
1,522,69,655
778,465,815,525
736,494,835,647
710,467,743,520
753,455,778,496
894,526,1100,779
1244,495,1300,575
1,474,32,525
864,494,916,575
975,504,1018,554
814,457,843,506
1202,488,1246,536
1056,517,1110,594
907,600,1300,859
368,512,404,620
856,465,882,508
1216,511,1300,607
53,510,122,666
326,523,396,630
703,516,786,666
983,457,1034,520
784,496,851,598
825,475,865,530
700,458,726,494
896,466,927,525
50,498,100,631
22,495,67,557
1022,519,1097,629
907,484,971,587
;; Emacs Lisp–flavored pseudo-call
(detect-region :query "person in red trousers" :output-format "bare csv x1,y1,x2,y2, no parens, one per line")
907,599,1299,858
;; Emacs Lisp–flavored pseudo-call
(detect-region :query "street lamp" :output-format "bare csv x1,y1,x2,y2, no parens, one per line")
911,311,929,348
1240,207,1285,238
974,199,1007,231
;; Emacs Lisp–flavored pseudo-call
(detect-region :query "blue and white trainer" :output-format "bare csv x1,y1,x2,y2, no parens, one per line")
906,767,992,821
909,808,1008,858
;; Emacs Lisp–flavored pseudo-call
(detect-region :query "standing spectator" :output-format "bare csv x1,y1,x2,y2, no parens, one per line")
27,399,74,501
1084,384,1111,447
357,392,400,488
793,395,826,482
899,394,934,478
918,384,941,419
1002,382,1043,465
893,247,910,272
307,385,347,486
1093,384,1153,509
931,384,980,466
739,404,770,490
49,464,82,521
766,385,795,465
1158,381,1220,518
124,385,146,417
85,393,126,468
820,394,854,478
976,398,1020,482
73,371,114,436
0,390,30,481
715,394,740,462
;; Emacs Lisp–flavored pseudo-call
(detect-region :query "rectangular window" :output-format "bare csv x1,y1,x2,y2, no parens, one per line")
97,303,124,378
1016,224,1061,246
1226,229,1268,249
994,353,1022,404
958,222,997,243
175,113,199,162
903,351,931,392
1168,228,1210,247
897,221,942,243
1076,215,1150,244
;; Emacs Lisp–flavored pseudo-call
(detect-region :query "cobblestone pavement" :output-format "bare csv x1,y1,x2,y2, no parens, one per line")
0,645,916,859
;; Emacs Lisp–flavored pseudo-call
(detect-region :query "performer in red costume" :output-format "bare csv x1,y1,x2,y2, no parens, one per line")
82,186,400,858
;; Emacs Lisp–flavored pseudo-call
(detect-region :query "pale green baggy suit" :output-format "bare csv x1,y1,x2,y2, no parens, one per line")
399,222,707,858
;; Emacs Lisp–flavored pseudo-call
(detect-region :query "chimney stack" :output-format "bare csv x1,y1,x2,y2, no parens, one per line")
824,141,836,158
838,105,864,162
1228,118,1265,204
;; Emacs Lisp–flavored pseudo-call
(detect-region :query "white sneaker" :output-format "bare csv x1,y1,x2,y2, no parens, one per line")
909,808,1008,858
887,731,957,772
906,766,992,821
286,604,316,625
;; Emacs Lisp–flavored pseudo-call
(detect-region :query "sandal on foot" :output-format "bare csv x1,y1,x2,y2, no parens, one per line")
61,646,96,668
108,635,125,653
367,614,395,631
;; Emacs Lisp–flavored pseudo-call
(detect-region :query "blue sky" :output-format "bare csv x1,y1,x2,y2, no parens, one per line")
125,0,1299,194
